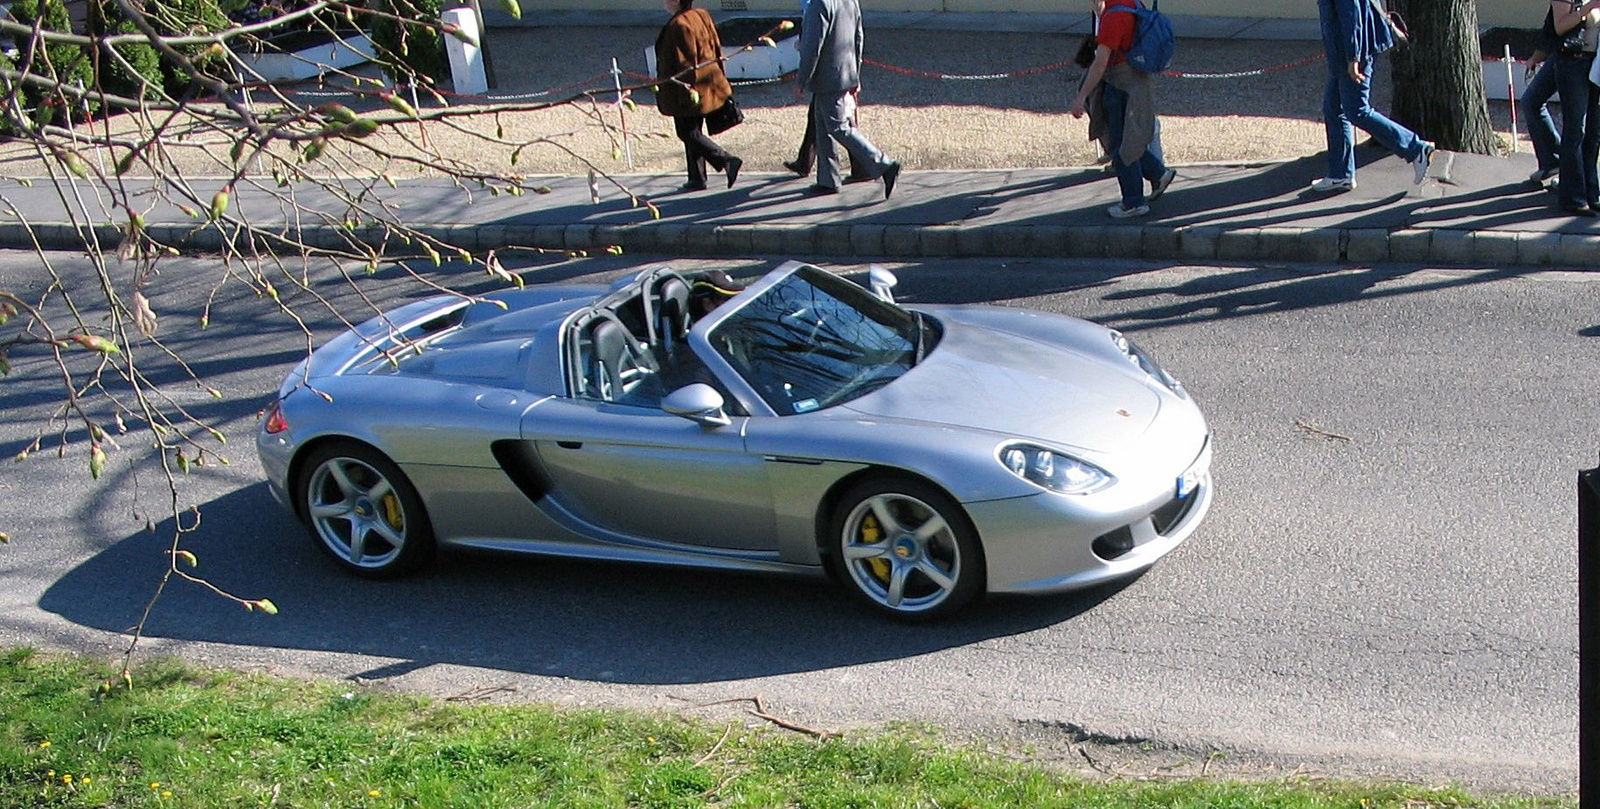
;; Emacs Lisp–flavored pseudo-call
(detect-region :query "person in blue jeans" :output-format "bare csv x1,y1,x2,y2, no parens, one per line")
1550,0,1600,215
1521,6,1563,186
1521,53,1561,186
1068,0,1176,218
1310,0,1435,193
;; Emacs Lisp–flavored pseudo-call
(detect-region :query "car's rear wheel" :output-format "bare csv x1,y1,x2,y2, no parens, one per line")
297,442,435,578
828,477,984,620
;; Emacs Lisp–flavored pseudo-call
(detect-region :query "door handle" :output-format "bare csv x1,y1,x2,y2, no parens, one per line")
556,440,583,449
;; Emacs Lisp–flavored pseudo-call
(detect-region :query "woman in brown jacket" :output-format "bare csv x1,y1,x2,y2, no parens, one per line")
655,0,742,190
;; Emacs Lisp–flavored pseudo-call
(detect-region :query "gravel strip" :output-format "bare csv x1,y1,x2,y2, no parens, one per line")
0,26,1519,179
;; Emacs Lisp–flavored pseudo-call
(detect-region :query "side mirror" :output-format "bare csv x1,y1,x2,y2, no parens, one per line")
868,264,898,303
662,383,732,427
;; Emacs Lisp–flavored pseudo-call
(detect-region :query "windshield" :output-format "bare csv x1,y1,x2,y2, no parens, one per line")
707,267,929,416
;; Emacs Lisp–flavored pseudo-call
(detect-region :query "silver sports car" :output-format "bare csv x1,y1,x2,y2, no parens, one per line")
257,261,1213,619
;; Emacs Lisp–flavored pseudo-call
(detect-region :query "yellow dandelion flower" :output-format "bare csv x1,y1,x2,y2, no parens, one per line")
150,782,161,789
162,790,172,797
647,736,656,743
62,774,72,784
46,771,55,777
368,789,381,797
82,777,92,785
37,741,50,748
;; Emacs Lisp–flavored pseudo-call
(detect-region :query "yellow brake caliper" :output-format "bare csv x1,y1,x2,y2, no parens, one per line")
860,514,890,583
381,494,405,532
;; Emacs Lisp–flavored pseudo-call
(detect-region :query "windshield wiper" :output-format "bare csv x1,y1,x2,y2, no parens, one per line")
912,312,926,364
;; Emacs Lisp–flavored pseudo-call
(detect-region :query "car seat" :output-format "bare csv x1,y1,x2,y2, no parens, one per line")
578,312,653,402
644,273,692,352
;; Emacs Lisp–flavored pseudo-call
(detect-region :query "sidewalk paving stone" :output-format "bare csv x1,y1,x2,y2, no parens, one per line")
3,147,1598,268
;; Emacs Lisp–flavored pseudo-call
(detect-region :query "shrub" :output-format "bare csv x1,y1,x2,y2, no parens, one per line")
88,0,232,100
368,0,448,85
0,0,94,134
86,7,164,102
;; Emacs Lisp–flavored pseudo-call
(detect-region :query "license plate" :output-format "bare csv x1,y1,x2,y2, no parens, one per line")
1177,469,1199,499
1176,439,1211,499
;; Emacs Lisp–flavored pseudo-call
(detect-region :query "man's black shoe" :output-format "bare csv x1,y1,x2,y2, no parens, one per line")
881,162,902,199
844,172,873,184
782,159,810,177
725,156,743,189
805,184,840,196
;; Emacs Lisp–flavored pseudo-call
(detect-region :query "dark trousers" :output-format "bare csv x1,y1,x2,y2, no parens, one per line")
674,114,731,187
792,96,865,178
1101,82,1167,208
1554,52,1600,209
1521,58,1560,174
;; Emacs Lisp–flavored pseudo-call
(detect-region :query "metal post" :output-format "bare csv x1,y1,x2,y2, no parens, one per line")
1581,456,1598,809
612,57,633,170
75,79,104,174
1503,45,1518,154
408,81,431,150
241,84,265,176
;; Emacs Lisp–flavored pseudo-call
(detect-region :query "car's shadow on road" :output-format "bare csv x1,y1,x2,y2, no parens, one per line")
40,484,1130,685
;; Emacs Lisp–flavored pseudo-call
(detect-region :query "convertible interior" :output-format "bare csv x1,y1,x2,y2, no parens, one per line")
566,269,725,409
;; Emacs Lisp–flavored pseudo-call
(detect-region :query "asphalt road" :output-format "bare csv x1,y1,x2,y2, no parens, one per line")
0,250,1590,793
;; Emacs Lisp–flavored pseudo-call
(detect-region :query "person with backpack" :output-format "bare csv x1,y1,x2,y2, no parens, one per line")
1069,0,1177,218
1309,0,1435,193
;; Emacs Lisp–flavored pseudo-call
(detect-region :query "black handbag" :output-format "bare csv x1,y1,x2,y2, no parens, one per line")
705,98,744,135
1073,11,1097,68
1073,33,1098,69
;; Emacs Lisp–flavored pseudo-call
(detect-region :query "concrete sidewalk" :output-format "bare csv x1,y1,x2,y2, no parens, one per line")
4,147,1600,267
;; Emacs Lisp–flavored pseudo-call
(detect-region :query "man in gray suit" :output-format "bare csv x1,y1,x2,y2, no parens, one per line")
793,0,901,197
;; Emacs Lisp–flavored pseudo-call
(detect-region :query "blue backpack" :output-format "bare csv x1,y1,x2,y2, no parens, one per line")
1103,0,1176,74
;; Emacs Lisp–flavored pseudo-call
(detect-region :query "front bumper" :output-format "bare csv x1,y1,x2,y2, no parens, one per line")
256,419,295,510
971,438,1214,594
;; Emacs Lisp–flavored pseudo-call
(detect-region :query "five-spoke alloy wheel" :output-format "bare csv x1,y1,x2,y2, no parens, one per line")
829,477,984,620
297,443,435,578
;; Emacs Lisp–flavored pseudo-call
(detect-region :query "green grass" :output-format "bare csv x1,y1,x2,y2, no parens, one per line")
0,648,1571,808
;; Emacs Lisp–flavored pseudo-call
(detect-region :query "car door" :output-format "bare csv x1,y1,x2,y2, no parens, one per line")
519,396,777,552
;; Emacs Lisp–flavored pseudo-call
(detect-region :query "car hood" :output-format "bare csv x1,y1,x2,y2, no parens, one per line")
839,315,1162,454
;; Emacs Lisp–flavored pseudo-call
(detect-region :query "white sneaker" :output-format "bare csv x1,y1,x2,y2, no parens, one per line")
1309,176,1355,193
1149,168,1177,201
1107,202,1150,218
1413,140,1435,184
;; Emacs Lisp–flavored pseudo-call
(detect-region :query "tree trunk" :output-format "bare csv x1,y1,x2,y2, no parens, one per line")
1388,0,1499,154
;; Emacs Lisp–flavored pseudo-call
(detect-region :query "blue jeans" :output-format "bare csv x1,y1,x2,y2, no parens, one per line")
1553,52,1600,208
1320,55,1426,181
1520,58,1560,174
1101,82,1167,208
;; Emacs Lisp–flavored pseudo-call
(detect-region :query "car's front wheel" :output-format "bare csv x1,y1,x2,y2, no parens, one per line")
828,477,984,620
297,442,435,578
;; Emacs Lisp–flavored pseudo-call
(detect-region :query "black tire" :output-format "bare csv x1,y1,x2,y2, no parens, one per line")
826,476,985,621
295,442,436,579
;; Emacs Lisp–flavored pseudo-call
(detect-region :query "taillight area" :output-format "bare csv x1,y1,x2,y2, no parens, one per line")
262,400,288,434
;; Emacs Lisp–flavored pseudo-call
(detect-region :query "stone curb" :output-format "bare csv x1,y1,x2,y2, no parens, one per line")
7,221,1600,268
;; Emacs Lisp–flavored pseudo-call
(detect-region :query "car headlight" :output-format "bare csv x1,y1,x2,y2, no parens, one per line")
999,444,1115,495
1110,331,1184,396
